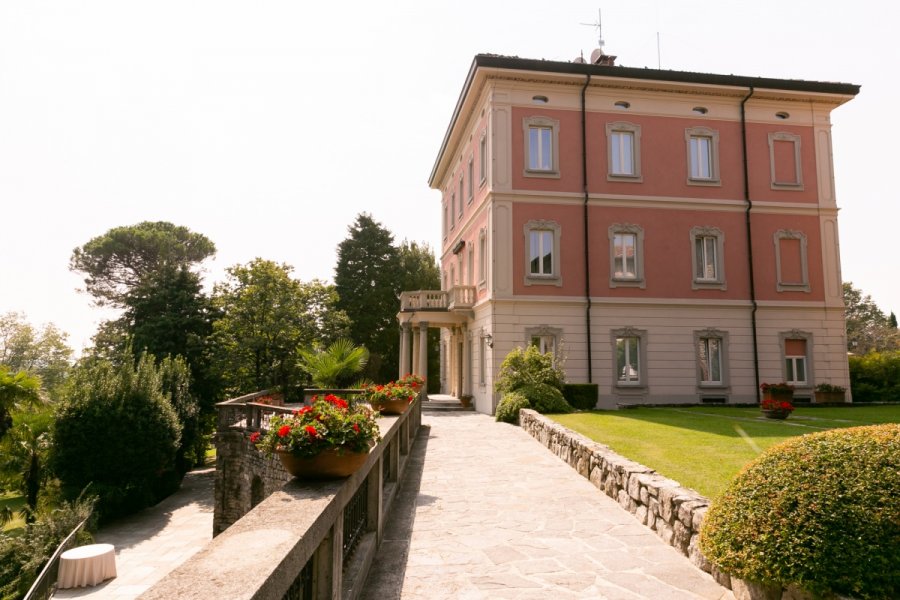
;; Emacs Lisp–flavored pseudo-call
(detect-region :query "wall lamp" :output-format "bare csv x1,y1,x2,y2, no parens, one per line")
484,334,493,348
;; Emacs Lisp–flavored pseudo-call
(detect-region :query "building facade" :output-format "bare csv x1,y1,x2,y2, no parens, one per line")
398,52,859,413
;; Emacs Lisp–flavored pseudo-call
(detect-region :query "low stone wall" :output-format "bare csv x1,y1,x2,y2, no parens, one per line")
519,410,731,590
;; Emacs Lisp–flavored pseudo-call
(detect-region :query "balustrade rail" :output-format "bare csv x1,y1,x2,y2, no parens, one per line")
145,393,423,600
400,286,475,311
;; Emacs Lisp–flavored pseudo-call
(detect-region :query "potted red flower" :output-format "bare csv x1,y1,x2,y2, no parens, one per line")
759,383,795,419
251,394,380,478
365,376,422,415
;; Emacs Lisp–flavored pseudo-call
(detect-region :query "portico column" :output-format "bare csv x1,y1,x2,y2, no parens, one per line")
399,322,411,378
418,321,429,388
411,327,420,376
462,326,471,397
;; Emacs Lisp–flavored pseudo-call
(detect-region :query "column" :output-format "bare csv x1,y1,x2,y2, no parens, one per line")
418,321,429,389
461,325,471,397
399,322,411,378
411,327,420,376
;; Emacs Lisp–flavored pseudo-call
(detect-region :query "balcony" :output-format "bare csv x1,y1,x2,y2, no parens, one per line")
400,286,475,312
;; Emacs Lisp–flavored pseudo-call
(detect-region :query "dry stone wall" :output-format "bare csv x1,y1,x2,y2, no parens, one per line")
519,409,732,590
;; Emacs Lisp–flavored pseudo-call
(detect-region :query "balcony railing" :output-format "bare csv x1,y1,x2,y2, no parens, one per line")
400,286,475,311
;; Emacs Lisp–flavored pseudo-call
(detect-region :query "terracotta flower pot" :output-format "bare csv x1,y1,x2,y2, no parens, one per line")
761,409,791,420
276,448,369,479
371,397,410,415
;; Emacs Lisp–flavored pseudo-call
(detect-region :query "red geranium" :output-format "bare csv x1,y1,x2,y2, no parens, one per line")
249,431,261,443
277,425,291,437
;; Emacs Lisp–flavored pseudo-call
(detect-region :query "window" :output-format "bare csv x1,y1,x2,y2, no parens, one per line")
523,116,560,177
450,193,456,229
611,327,647,387
685,126,720,185
479,132,487,184
442,202,448,240
524,220,562,286
478,228,487,286
784,338,808,385
526,326,562,363
479,332,487,385
608,224,645,288
694,329,729,390
467,243,474,286
774,229,810,292
690,226,726,290
606,121,642,180
458,177,464,219
467,157,474,202
768,132,803,189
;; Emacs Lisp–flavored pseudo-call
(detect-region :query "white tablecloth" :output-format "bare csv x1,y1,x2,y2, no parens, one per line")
57,543,117,589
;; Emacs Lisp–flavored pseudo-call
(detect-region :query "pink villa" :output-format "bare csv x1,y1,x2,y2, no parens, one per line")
398,51,859,413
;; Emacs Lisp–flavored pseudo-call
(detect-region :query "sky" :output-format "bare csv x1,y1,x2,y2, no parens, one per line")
1,0,897,354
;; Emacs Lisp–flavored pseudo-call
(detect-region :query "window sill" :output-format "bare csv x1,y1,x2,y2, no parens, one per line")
776,282,811,293
698,383,728,389
692,279,727,291
524,275,562,287
686,177,721,187
609,277,645,289
771,182,804,191
523,169,560,179
607,173,643,183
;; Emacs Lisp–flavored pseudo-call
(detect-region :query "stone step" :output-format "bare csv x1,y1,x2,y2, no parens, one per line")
422,398,476,412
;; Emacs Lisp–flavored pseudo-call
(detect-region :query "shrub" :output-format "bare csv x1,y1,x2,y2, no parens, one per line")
700,424,900,600
563,383,598,410
495,391,530,424
495,345,565,395
849,350,900,402
517,383,573,414
52,353,181,522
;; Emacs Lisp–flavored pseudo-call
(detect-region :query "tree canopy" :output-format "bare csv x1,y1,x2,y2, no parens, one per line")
70,221,216,307
843,282,899,353
0,312,72,397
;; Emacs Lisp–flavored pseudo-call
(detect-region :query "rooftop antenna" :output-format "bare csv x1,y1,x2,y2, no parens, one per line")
580,9,605,51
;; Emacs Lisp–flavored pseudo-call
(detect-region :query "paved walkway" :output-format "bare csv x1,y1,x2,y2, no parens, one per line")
362,412,734,600
53,467,214,599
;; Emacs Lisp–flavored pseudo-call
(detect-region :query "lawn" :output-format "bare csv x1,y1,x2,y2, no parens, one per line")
1,492,26,535
550,406,900,499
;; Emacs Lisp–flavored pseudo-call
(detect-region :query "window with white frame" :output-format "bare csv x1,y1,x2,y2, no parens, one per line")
479,131,487,184
685,126,720,185
608,224,645,288
458,177,464,219
478,228,487,286
697,336,723,385
612,328,647,387
526,326,561,361
784,338,808,385
774,229,810,292
442,202,448,240
467,157,474,202
606,121,642,180
450,193,456,229
523,116,560,177
690,226,726,290
467,243,474,286
768,131,803,189
524,220,561,286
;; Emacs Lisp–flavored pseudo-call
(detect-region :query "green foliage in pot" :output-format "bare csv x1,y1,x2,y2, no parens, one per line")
700,424,900,600
495,391,530,424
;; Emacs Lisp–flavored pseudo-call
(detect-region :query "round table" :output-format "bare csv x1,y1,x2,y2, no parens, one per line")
57,543,117,589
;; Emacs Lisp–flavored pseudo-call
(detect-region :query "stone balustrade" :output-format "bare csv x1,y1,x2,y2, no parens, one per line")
518,409,733,590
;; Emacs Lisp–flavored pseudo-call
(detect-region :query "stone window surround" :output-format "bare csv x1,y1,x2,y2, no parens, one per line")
608,223,646,289
774,229,810,293
523,115,560,178
467,156,475,203
525,325,563,356
684,126,721,186
611,326,648,390
524,219,562,287
689,226,727,291
768,131,803,190
478,227,488,290
479,130,488,186
606,121,643,182
779,329,814,394
457,176,464,218
693,328,730,391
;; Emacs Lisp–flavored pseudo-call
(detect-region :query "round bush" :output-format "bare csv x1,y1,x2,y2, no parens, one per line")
495,391,530,424
700,424,900,599
518,383,573,414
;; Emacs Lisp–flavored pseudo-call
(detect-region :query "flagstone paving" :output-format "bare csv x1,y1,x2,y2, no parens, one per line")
53,467,214,599
361,412,734,600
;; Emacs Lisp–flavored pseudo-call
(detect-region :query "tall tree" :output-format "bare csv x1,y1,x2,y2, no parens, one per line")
70,221,216,307
843,282,899,352
212,259,349,398
0,313,72,399
334,214,401,382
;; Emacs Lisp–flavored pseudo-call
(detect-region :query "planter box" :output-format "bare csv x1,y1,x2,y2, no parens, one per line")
814,391,846,404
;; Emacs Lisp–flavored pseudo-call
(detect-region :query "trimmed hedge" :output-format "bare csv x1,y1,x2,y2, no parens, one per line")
563,383,598,410
495,391,530,424
518,383,573,414
700,424,900,600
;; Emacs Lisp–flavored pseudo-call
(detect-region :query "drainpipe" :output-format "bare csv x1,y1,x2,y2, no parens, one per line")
741,86,760,401
582,73,593,383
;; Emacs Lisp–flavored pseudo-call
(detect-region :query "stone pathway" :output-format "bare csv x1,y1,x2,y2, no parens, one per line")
362,412,734,600
53,468,214,599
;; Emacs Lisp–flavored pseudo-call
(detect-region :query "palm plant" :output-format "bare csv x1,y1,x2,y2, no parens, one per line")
0,366,42,438
298,339,369,389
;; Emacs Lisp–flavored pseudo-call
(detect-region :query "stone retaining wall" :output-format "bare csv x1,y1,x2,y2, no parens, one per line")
519,409,732,590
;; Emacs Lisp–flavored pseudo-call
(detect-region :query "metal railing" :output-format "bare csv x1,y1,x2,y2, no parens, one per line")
342,481,369,564
23,516,90,600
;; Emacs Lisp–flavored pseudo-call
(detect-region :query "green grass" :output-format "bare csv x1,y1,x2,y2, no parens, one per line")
550,406,900,499
1,492,26,535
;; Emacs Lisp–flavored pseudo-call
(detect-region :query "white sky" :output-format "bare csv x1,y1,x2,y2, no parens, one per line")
1,1,897,354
